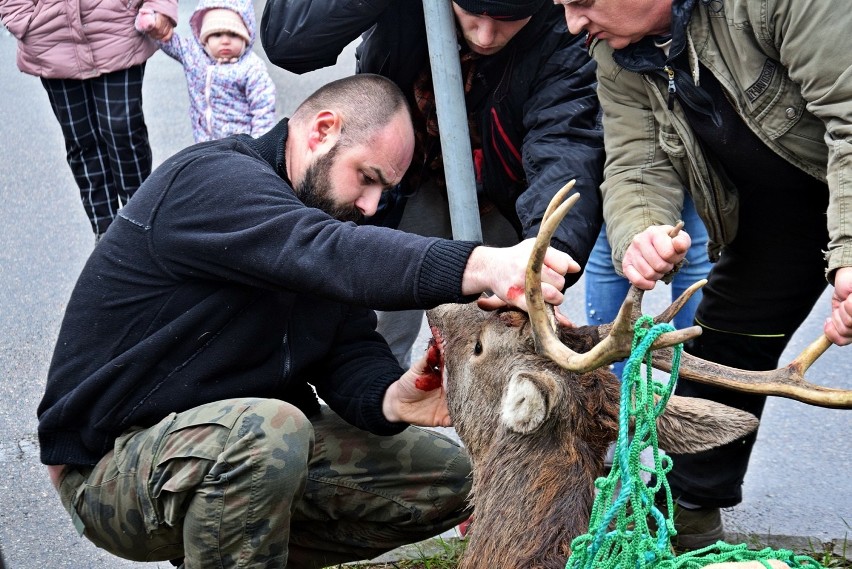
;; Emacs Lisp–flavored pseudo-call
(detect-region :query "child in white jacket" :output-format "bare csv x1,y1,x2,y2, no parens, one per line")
137,0,276,142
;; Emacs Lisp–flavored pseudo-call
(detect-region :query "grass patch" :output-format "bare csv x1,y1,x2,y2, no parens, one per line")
333,535,850,569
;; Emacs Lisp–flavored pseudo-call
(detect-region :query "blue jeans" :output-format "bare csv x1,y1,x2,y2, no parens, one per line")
585,193,710,377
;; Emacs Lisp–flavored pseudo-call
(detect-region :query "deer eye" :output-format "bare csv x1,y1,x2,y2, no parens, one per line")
473,340,483,355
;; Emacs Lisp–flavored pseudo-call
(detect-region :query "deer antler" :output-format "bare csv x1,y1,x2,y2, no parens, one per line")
528,183,852,409
525,182,701,374
650,335,851,409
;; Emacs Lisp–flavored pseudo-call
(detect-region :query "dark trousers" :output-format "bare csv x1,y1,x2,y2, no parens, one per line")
41,64,152,238
667,170,830,508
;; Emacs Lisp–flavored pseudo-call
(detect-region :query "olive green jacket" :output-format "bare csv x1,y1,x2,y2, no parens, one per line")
592,0,852,281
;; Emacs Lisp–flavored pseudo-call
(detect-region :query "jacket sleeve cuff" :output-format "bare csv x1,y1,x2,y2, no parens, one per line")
417,240,481,306
359,371,409,436
143,0,178,23
824,245,852,284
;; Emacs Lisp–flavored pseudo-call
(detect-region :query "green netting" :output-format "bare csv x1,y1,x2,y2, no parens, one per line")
565,316,824,569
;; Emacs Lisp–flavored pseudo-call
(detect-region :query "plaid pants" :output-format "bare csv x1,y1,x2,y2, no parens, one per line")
41,64,152,238
56,399,471,568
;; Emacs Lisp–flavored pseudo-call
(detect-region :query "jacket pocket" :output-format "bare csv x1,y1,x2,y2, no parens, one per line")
656,121,739,253
743,59,813,141
687,153,739,258
658,128,687,159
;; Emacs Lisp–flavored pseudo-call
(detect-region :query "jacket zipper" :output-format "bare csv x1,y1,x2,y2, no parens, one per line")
281,332,291,382
664,65,677,110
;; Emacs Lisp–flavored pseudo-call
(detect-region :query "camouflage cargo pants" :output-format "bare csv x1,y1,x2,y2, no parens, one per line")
55,398,471,568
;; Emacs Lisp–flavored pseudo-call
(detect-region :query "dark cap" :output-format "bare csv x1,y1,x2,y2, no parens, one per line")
453,0,548,20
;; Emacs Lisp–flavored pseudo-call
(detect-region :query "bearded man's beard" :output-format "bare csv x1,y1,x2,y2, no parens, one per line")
295,145,364,224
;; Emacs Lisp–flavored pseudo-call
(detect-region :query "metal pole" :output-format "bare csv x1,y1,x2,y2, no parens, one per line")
422,0,482,241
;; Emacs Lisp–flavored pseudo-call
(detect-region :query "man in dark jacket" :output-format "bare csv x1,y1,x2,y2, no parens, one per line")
261,0,605,366
38,74,575,568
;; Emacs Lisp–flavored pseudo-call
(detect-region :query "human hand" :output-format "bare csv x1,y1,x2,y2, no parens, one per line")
135,9,157,33
621,225,691,290
141,11,175,42
463,238,579,312
381,341,451,427
825,266,852,345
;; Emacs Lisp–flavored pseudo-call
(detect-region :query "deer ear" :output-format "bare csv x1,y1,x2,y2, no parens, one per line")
656,395,759,454
501,371,557,434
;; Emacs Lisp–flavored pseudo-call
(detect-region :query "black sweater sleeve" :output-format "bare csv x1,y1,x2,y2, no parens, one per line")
143,142,480,310
261,0,391,73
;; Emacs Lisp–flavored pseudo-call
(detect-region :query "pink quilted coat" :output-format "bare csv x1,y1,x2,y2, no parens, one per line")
0,0,178,79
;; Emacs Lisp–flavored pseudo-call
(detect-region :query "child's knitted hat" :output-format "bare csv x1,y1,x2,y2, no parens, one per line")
199,8,250,44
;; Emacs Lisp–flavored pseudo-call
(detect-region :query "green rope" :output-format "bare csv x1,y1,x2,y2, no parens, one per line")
565,316,824,569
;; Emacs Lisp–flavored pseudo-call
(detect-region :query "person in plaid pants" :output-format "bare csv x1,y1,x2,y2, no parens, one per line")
1,0,178,240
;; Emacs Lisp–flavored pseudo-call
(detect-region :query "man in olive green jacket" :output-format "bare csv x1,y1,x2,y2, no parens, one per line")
557,0,852,550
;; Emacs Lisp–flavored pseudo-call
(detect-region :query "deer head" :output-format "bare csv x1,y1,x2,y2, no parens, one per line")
425,181,851,569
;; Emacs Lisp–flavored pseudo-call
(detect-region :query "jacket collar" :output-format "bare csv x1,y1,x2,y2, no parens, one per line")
243,118,291,184
611,0,720,126
612,0,697,72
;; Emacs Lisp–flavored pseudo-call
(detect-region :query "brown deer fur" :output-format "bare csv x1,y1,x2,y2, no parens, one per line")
426,302,759,569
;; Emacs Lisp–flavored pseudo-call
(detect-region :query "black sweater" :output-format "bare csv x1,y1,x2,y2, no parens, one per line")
38,120,479,466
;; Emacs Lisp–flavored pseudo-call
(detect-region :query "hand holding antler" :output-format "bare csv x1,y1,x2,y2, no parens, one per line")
825,266,852,346
622,224,692,290
465,239,580,312
528,183,852,408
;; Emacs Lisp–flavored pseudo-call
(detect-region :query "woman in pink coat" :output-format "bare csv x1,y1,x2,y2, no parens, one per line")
0,0,178,241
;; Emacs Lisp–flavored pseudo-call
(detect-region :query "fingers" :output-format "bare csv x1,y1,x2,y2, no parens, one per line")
553,308,575,328
525,240,576,297
622,226,690,289
502,243,571,311
825,292,852,346
477,295,508,311
824,267,852,345
151,14,175,41
540,283,565,307
543,248,581,278
622,250,658,290
465,240,576,312
408,350,430,376
540,261,567,294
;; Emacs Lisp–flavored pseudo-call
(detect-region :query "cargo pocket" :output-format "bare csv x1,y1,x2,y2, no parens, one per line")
145,400,255,528
69,421,178,561
658,128,687,160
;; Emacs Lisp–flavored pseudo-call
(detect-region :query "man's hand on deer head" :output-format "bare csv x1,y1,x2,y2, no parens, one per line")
463,239,579,312
825,266,852,346
382,346,452,427
622,225,691,290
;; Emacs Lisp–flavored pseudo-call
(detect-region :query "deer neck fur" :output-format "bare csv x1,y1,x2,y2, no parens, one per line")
460,426,615,569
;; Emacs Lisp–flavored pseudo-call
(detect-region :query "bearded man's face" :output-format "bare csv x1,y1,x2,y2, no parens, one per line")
293,111,415,221
295,144,364,223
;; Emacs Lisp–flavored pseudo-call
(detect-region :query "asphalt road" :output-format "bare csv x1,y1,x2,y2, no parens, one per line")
0,4,849,568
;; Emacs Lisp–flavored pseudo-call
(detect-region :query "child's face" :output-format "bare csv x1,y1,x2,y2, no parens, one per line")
206,32,246,60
